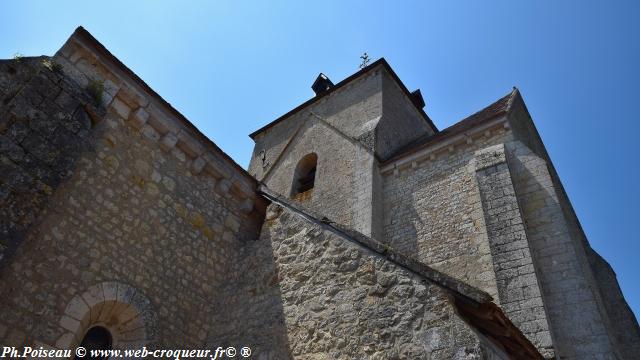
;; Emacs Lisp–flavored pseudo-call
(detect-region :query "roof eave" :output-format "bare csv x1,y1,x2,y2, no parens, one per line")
381,88,519,165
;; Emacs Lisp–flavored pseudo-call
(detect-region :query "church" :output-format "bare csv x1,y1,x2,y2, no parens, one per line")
0,27,638,359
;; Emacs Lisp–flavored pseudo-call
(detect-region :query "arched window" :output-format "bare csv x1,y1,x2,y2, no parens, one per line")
58,282,156,352
77,326,112,359
291,153,318,197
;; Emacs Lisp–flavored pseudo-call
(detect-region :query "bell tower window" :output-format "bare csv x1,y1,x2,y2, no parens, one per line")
291,153,318,197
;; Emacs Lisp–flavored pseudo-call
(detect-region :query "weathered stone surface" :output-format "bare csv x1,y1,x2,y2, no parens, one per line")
0,45,263,350
0,27,636,360
382,128,508,300
474,143,552,357
218,201,511,359
0,57,96,267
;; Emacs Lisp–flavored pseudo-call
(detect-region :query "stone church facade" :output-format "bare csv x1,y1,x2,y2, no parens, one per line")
0,27,638,359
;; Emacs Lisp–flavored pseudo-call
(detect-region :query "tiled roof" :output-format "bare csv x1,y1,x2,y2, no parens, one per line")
383,88,518,163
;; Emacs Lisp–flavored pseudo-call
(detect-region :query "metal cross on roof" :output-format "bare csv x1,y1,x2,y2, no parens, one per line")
359,53,370,69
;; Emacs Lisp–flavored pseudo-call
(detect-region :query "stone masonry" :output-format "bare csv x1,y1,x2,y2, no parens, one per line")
251,52,639,357
0,28,263,350
474,144,552,357
0,26,638,359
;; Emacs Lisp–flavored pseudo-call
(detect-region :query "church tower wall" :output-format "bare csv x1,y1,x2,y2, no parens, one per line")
381,124,510,297
505,97,638,359
249,64,435,240
376,69,434,160
248,68,386,238
380,121,553,357
380,90,640,358
248,67,383,181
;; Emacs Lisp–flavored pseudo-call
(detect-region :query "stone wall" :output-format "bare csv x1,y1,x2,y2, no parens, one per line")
376,69,434,160
381,125,511,298
505,96,640,359
248,66,383,182
0,56,100,268
0,29,264,350
252,199,514,359
381,124,555,357
473,143,553,357
253,120,361,228
586,247,640,359
248,64,433,239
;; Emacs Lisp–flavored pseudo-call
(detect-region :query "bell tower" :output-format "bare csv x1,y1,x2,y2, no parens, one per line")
248,59,436,239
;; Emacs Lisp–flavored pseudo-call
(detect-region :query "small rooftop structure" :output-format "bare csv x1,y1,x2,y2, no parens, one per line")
311,73,334,95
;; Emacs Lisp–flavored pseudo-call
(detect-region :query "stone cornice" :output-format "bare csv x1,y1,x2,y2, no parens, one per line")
380,116,510,175
53,27,257,212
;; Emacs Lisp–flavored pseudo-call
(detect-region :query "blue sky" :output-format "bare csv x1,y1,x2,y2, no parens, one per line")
2,1,638,319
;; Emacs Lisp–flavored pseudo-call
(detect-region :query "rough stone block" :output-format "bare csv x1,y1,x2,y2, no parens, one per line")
117,283,136,305
191,156,206,174
118,82,149,108
224,214,240,232
64,295,89,321
176,131,204,157
55,332,75,350
148,110,178,134
112,97,131,120
216,178,232,195
475,144,507,171
130,107,149,129
59,315,81,334
141,124,160,141
170,147,186,162
102,282,118,301
239,197,254,213
159,132,178,151
81,285,105,309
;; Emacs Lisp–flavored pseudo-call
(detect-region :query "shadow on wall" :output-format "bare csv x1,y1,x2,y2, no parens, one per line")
507,140,640,358
206,216,293,359
381,185,420,258
0,57,101,269
586,246,640,358
398,200,421,258
0,54,291,352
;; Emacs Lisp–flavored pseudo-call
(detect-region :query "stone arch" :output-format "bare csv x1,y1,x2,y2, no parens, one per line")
290,152,318,197
56,282,157,350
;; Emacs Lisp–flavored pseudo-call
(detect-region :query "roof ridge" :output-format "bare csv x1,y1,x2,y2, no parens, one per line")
454,89,515,127
248,58,437,139
506,86,520,112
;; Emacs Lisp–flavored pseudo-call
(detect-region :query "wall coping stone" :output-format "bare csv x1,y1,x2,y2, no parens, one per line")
380,116,510,174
